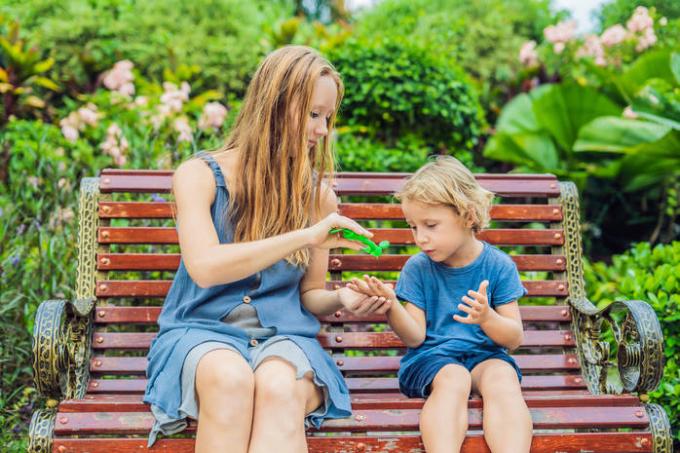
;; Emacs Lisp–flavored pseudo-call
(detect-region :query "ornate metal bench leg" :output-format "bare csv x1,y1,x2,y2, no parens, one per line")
645,403,673,453
32,300,68,398
28,408,56,453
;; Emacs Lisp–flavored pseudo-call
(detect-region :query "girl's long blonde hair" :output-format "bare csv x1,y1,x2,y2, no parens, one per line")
215,46,343,267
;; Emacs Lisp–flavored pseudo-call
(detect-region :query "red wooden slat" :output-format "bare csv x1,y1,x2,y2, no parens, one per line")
95,280,568,298
52,406,648,435
99,170,560,197
59,390,641,413
89,354,580,375
94,305,572,324
86,375,588,394
98,202,563,222
97,227,565,246
52,432,654,453
90,330,575,350
96,253,567,272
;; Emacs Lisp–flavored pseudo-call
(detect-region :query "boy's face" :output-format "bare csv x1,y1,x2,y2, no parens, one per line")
401,198,473,264
306,75,337,149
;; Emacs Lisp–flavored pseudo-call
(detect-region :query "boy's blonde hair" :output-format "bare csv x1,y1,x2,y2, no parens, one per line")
395,156,494,232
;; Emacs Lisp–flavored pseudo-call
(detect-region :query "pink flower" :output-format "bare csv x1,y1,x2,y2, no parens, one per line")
519,41,539,67
636,27,657,52
103,60,135,97
174,117,193,142
77,104,100,127
577,35,606,66
160,82,191,113
600,24,627,47
59,111,82,141
100,123,129,167
623,106,638,119
198,102,228,130
543,20,576,45
626,6,653,33
134,96,148,107
60,124,79,142
553,42,565,54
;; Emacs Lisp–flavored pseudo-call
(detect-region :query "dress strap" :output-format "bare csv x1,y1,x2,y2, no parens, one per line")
195,151,227,189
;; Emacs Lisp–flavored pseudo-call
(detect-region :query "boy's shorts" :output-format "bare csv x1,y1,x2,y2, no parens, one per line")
398,349,522,398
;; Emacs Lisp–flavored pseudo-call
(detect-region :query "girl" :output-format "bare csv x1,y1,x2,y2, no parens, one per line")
348,156,533,453
143,46,390,453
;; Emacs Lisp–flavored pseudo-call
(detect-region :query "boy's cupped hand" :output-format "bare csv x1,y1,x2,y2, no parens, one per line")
454,280,491,324
344,275,395,315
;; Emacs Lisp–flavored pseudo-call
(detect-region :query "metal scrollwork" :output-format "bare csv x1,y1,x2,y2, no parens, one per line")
27,409,56,453
558,182,671,450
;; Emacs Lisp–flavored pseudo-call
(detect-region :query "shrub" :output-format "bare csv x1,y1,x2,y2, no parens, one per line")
327,38,485,152
584,241,680,446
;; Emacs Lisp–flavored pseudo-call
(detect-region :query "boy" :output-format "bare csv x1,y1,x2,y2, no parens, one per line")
348,156,533,453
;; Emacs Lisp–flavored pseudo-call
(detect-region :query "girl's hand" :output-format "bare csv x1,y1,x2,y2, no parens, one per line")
337,286,391,315
305,212,373,250
454,280,491,324
347,275,395,315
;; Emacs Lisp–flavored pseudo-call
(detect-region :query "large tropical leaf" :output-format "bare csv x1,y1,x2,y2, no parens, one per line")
619,131,680,191
529,84,621,153
574,117,671,153
618,49,675,101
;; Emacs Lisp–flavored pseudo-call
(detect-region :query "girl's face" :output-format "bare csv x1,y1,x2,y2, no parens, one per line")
306,75,338,149
401,198,475,265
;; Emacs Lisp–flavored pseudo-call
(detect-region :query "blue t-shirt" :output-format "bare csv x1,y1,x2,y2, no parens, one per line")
395,241,527,370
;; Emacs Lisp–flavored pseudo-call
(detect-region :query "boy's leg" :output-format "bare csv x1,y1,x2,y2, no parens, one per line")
248,357,323,453
420,364,471,453
471,359,533,453
195,349,255,453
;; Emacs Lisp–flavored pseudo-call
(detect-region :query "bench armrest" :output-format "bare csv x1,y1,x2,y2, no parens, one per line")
32,298,94,400
569,296,664,395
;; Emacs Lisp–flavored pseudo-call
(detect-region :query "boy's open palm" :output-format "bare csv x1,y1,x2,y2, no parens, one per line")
454,280,491,324
346,275,395,315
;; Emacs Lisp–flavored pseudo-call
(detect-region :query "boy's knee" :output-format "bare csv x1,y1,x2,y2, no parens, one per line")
431,364,472,396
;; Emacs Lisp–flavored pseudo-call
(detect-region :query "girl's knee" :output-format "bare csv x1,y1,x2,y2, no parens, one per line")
196,349,254,398
254,360,304,410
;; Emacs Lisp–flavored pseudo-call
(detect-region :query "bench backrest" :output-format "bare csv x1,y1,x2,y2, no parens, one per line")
80,170,587,395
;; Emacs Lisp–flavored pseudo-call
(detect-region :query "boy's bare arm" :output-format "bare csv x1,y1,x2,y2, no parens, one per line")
348,276,426,348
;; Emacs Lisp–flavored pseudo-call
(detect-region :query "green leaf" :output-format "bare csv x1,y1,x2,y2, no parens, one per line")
530,84,621,153
494,93,540,134
574,117,671,153
619,50,675,101
619,131,680,191
670,52,680,86
31,76,60,92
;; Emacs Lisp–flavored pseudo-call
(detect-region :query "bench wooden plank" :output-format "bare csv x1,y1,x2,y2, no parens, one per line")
97,227,565,246
99,171,561,197
86,375,587,394
96,253,567,272
59,391,641,412
88,354,580,375
94,305,572,324
95,280,569,298
51,432,655,453
52,406,649,435
99,202,563,222
90,330,575,350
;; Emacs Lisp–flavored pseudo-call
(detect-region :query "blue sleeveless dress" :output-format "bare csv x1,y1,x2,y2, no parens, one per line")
143,152,351,442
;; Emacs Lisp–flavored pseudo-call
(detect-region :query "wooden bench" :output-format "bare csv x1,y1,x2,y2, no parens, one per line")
28,170,672,452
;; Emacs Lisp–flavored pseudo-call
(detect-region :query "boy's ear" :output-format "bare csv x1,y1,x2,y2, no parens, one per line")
464,209,477,229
